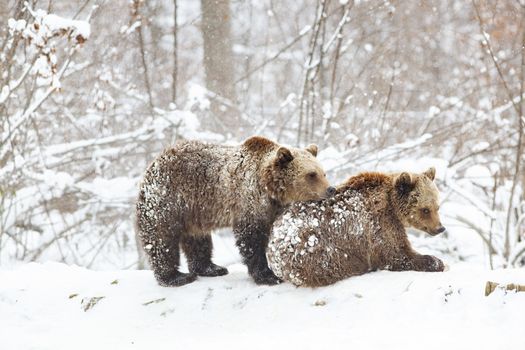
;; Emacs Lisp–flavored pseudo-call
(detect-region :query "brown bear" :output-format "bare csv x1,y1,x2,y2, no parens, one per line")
135,136,335,287
267,167,446,287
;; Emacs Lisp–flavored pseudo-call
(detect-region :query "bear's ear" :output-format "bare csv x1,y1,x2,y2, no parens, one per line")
276,147,294,167
395,172,415,195
423,167,436,181
305,144,318,157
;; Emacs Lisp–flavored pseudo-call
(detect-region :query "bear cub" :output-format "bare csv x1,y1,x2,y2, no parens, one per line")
136,136,334,287
267,167,446,287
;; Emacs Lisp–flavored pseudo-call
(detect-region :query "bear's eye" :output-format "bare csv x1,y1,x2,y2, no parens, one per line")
421,208,430,215
307,172,318,180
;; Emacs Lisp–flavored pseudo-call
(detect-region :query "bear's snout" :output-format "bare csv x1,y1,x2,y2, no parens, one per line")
436,226,446,234
326,186,336,197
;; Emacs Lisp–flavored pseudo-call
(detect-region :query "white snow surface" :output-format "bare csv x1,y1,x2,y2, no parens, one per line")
1,261,524,350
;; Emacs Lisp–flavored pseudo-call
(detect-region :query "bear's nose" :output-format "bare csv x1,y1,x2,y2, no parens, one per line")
436,226,446,234
326,186,336,196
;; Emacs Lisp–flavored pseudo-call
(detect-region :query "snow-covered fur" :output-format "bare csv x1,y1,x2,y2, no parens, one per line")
267,168,446,287
136,136,333,287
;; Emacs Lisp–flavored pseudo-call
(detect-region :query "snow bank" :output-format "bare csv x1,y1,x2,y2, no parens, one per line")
1,262,524,350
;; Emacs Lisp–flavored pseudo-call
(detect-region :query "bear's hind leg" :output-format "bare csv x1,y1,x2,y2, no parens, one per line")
180,234,229,277
146,233,197,287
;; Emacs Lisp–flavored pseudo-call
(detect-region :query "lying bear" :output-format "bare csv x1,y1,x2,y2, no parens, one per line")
136,136,335,287
267,168,446,287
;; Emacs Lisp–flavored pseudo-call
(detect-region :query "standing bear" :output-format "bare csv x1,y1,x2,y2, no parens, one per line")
136,136,335,286
267,168,446,287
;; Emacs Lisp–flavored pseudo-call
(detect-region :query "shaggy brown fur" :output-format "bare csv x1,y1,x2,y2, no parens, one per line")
267,167,446,287
136,136,334,287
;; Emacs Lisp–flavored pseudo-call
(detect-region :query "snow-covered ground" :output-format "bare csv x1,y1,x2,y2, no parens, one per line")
1,254,524,349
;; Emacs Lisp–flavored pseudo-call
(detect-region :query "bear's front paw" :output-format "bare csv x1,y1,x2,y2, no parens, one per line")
192,263,229,277
421,255,445,272
252,269,283,285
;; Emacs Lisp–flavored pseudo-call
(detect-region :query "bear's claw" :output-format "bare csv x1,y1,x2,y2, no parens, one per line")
194,263,229,277
252,269,283,285
158,271,197,287
422,255,445,272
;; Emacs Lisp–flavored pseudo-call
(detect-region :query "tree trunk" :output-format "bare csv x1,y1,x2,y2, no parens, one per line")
172,0,178,104
200,0,237,128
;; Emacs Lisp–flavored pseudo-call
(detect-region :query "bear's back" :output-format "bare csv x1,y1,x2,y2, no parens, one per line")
138,140,255,232
268,187,378,286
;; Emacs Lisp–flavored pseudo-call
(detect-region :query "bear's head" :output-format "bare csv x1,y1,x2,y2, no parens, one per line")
394,167,446,236
262,144,334,205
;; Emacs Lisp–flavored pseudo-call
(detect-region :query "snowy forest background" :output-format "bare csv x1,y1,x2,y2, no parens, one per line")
1,0,524,272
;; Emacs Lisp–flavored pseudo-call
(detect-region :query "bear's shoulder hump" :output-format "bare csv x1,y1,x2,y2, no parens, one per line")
339,172,392,191
243,136,277,154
